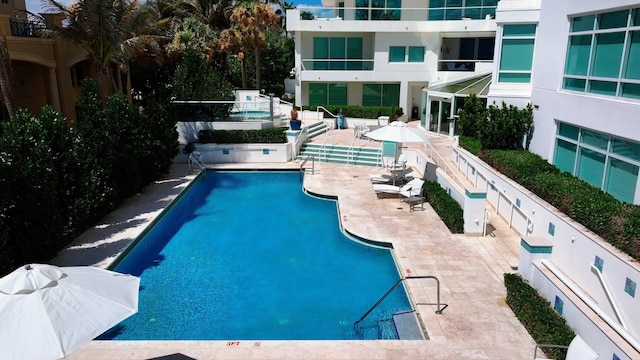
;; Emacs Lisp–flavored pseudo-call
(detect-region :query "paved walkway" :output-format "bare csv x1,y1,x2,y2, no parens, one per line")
60,122,538,359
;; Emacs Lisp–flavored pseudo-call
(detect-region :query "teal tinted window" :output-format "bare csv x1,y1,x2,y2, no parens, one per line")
389,46,405,62
328,83,348,105
598,10,629,30
565,35,592,76
498,73,531,82
581,129,609,150
500,39,534,70
382,84,400,106
622,83,640,99
330,38,346,70
346,38,363,70
408,46,425,62
313,37,329,70
563,78,586,91
624,31,640,80
591,32,625,77
503,24,536,37
363,84,381,106
309,83,327,105
571,15,595,32
578,148,606,188
634,9,640,26
558,123,580,140
589,80,618,96
555,139,577,173
606,159,638,203
612,138,640,162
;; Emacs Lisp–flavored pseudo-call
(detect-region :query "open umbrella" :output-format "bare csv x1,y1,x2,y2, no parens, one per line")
365,121,430,143
0,264,140,360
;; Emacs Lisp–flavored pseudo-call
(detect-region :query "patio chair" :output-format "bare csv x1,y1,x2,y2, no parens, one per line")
373,178,424,199
533,334,598,360
369,168,412,185
387,154,407,172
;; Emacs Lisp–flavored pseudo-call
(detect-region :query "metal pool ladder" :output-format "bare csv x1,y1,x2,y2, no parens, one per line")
353,276,448,337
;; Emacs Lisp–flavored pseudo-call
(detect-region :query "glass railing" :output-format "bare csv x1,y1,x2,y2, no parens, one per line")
438,60,477,72
302,59,375,71
295,6,496,21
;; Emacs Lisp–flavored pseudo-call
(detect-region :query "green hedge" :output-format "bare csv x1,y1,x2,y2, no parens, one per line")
198,127,288,144
422,181,464,233
475,148,640,262
303,105,403,120
504,273,575,359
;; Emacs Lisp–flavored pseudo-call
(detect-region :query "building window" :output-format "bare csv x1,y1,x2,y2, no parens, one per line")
563,7,640,101
554,122,640,203
308,83,348,106
428,0,498,21
498,24,536,83
313,37,363,70
408,46,425,62
389,46,406,62
356,0,401,20
363,84,400,106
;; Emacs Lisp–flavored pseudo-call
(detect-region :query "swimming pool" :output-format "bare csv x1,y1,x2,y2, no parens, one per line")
101,171,412,340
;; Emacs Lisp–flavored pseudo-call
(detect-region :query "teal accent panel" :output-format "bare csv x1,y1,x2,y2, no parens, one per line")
591,32,624,78
581,129,609,150
408,46,425,62
565,35,591,76
558,123,579,140
625,278,636,298
498,73,531,83
594,256,604,272
624,31,640,80
598,10,629,30
503,24,536,37
382,141,397,157
389,46,406,62
578,148,606,188
554,296,564,315
520,239,553,254
465,189,487,199
500,39,534,71
571,15,595,32
554,139,577,174
563,77,586,92
606,158,638,204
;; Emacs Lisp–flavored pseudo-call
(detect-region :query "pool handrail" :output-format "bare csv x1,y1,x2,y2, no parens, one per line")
300,154,314,176
354,275,447,337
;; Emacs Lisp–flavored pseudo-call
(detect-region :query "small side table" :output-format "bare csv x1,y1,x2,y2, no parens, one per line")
403,196,425,212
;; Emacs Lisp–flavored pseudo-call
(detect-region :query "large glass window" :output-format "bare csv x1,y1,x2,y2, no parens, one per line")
563,7,640,101
498,24,536,83
308,83,348,106
357,0,401,20
389,46,406,62
554,122,640,203
408,46,425,62
428,0,497,20
313,37,363,70
363,84,400,106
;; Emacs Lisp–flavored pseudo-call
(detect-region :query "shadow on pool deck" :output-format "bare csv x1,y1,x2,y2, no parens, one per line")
59,128,537,359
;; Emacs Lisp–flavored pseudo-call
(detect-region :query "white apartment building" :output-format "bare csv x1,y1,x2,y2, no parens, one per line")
287,0,640,205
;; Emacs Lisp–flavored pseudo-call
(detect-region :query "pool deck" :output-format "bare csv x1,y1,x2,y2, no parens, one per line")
58,122,538,359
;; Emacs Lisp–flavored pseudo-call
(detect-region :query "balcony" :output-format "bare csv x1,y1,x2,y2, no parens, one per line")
302,59,374,71
295,5,497,21
10,19,47,37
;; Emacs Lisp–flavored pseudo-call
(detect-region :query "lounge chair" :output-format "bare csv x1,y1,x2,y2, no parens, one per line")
533,334,598,360
369,168,412,185
373,178,424,199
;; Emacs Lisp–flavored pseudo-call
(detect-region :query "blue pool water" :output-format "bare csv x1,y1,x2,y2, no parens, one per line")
102,171,412,340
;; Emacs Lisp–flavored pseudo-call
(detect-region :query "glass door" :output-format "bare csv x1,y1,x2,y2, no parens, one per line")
439,101,451,136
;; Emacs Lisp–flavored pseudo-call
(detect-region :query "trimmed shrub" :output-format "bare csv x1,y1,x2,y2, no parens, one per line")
422,181,464,233
504,273,575,359
458,93,487,137
199,127,288,144
458,136,481,155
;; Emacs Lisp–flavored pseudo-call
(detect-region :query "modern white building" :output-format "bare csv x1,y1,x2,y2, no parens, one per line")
287,0,640,205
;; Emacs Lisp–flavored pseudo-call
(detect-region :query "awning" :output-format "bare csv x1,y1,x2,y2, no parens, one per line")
427,74,492,97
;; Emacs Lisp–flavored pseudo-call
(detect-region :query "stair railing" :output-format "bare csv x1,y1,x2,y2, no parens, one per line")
353,275,447,336
299,155,314,178
426,140,466,189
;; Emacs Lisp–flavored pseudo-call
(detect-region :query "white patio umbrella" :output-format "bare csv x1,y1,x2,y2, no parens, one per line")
0,264,140,360
365,121,430,143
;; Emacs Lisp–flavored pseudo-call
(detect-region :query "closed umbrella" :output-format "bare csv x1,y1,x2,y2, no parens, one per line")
0,264,140,360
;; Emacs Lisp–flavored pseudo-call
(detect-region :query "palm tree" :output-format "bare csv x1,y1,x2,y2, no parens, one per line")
219,3,280,89
45,0,161,100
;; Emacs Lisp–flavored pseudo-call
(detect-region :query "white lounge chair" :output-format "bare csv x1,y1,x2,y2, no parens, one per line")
373,178,424,199
533,334,598,360
369,168,412,185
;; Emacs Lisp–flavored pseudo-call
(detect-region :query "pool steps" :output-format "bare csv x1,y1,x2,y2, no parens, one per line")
297,143,381,167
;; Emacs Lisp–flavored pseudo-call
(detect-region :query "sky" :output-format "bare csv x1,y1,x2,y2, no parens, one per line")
26,0,324,16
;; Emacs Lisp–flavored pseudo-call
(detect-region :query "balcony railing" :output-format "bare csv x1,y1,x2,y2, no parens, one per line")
302,59,374,71
10,19,47,37
438,60,476,72
296,6,496,21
